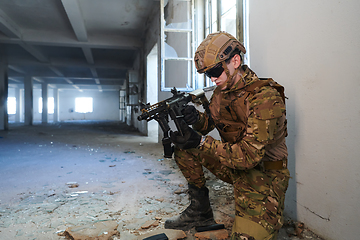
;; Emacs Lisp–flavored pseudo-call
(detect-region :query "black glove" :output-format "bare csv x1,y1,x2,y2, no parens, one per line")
182,105,199,125
170,122,202,150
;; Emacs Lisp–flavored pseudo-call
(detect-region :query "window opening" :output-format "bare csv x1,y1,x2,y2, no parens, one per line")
160,0,195,91
75,97,93,113
205,0,219,35
7,97,16,114
203,0,249,87
220,0,236,37
39,97,54,114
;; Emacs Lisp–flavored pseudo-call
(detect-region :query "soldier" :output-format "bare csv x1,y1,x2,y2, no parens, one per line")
165,31,290,240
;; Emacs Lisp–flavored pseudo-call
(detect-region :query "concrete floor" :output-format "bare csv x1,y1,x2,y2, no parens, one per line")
0,121,325,239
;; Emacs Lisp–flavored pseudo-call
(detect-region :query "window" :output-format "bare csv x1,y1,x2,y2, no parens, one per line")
205,0,237,36
7,97,16,114
39,97,54,114
205,0,218,36
220,0,236,37
75,97,93,113
203,0,248,87
160,0,195,91
159,0,248,91
48,98,54,114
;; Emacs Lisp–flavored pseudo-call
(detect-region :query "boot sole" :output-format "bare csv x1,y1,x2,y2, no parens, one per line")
165,218,216,231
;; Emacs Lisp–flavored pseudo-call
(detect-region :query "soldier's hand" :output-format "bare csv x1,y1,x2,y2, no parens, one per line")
170,123,202,150
182,105,199,125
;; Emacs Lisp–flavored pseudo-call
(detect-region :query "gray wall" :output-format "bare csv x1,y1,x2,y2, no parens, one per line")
138,3,162,139
8,87,120,123
59,90,120,121
249,1,360,239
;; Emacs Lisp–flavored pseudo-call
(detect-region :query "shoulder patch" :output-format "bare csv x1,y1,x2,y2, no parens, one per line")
249,86,285,120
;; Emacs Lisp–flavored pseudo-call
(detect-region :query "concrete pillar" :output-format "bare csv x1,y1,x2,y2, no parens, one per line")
15,87,20,122
0,55,8,130
41,82,48,124
24,76,33,126
53,88,59,122
19,88,24,122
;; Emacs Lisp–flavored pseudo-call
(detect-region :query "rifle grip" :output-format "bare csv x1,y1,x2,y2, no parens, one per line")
162,137,174,158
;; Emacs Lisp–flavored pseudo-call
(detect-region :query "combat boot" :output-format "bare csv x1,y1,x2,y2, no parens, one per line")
164,184,216,231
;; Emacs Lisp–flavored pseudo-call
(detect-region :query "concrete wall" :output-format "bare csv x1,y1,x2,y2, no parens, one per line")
138,3,162,139
146,44,159,139
59,90,120,121
248,1,360,239
129,2,164,136
130,61,148,134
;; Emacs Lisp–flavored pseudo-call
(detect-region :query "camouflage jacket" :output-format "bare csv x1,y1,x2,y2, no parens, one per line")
194,65,288,170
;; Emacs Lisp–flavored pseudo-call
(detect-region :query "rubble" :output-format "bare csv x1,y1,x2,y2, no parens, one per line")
0,121,325,240
62,220,119,240
66,182,80,188
141,220,160,229
194,229,229,240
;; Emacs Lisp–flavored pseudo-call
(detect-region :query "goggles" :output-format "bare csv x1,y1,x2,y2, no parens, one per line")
204,63,224,78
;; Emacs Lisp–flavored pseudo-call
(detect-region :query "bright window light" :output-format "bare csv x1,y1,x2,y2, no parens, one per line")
39,97,54,114
39,98,42,113
48,98,54,114
75,97,93,113
7,97,16,114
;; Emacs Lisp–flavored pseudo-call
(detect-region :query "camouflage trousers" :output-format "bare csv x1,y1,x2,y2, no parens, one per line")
174,147,290,240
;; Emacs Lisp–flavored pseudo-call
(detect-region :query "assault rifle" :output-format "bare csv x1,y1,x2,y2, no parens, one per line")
137,87,213,158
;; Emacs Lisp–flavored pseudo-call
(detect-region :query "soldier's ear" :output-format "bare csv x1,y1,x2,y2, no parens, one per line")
232,54,241,68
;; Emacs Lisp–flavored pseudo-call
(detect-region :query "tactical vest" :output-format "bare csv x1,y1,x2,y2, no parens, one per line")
209,78,285,144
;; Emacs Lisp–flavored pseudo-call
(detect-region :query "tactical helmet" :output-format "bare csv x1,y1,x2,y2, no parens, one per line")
194,31,246,73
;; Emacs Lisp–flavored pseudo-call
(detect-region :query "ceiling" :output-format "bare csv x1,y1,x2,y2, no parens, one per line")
0,0,158,91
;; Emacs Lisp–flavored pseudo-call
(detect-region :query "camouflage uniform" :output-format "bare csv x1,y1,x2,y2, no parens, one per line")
174,65,290,240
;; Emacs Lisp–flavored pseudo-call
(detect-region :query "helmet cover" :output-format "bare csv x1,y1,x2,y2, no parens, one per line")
194,31,246,73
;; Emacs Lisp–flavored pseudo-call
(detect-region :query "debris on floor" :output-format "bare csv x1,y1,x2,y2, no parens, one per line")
61,220,119,240
141,220,160,229
0,121,326,240
194,229,229,240
66,182,80,188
